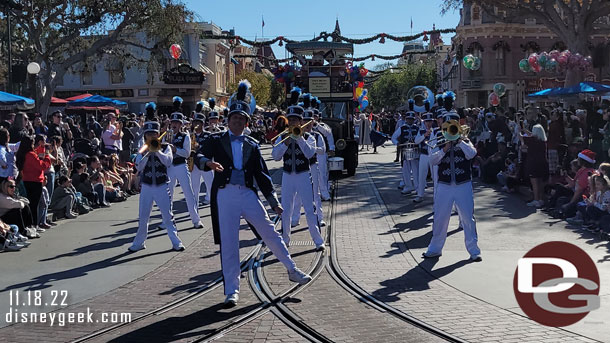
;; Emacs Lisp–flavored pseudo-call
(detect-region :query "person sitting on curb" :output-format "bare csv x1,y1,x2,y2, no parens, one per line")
49,175,78,219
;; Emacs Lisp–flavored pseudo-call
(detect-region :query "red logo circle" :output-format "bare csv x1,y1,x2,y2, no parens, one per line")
513,241,600,327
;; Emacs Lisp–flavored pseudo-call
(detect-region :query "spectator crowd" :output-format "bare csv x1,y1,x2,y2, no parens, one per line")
361,101,610,238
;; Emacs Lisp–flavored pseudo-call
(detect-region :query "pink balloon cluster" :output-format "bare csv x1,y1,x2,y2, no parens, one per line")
519,50,592,73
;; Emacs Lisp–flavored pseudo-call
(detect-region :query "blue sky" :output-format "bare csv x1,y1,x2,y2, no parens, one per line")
185,0,460,69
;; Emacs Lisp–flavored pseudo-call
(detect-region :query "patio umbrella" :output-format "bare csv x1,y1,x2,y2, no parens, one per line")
555,82,610,96
67,94,127,108
51,97,68,105
0,91,35,110
65,93,93,101
527,87,563,98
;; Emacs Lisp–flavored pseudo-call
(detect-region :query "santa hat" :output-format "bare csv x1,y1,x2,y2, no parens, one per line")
578,149,596,164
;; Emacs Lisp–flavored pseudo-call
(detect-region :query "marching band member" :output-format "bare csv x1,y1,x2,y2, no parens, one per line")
291,96,326,227
196,80,312,307
414,110,437,203
167,112,203,229
311,97,334,201
129,121,185,252
172,95,183,113
194,100,206,119
423,92,480,262
200,102,226,208
392,110,419,195
190,111,212,206
272,88,325,250
144,102,157,122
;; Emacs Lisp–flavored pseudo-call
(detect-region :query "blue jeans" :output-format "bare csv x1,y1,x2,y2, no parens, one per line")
94,184,107,205
38,202,48,225
45,170,55,199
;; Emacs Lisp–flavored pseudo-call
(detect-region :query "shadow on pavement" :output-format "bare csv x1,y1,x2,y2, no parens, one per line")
371,258,471,302
107,302,262,343
3,250,173,292
39,227,198,262
381,227,462,258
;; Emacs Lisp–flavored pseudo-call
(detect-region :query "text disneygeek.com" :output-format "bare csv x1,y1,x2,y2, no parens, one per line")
5,290,131,327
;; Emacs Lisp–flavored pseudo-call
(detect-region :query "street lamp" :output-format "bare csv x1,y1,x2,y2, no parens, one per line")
27,62,41,113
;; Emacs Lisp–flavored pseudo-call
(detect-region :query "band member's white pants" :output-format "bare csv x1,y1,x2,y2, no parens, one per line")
190,165,205,206
317,153,331,199
402,159,419,191
291,163,323,223
131,183,182,249
417,154,438,198
426,181,481,257
218,184,296,295
168,163,201,225
203,170,214,203
280,171,324,246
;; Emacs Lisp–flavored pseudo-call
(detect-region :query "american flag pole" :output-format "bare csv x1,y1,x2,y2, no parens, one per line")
262,15,265,39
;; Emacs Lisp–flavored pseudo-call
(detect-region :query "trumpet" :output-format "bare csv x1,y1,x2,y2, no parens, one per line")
138,131,167,154
272,120,313,147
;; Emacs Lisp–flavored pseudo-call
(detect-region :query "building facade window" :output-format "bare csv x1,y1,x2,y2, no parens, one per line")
472,6,480,20
496,48,506,76
82,71,92,86
110,70,125,84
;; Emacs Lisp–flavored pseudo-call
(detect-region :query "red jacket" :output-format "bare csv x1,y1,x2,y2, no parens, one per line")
21,151,51,183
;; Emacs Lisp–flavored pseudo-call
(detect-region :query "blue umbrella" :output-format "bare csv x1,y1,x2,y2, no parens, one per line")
0,91,35,110
67,94,127,108
527,87,563,98
556,82,610,96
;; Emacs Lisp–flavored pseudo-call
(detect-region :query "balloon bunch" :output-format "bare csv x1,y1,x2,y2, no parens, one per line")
488,83,507,107
353,81,369,111
272,64,299,85
519,50,592,73
462,54,481,71
346,62,369,82
169,44,182,60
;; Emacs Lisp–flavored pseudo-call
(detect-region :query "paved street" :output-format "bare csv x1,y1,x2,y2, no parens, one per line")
0,145,608,342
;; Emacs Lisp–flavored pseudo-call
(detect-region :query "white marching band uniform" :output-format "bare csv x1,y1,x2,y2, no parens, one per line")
414,113,439,202
130,121,184,251
192,122,225,207
424,138,481,259
391,114,420,194
292,122,326,226
313,121,334,201
272,104,324,249
196,82,312,305
167,113,202,228
190,129,212,206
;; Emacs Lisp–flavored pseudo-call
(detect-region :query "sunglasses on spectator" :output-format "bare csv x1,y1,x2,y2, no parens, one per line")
7,185,15,189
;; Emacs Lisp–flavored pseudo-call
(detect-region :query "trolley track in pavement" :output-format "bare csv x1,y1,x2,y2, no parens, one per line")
74,172,466,343
324,179,466,343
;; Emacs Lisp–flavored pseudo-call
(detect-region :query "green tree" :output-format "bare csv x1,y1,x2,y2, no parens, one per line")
441,0,610,86
268,78,285,109
369,63,437,111
228,71,273,108
2,0,192,115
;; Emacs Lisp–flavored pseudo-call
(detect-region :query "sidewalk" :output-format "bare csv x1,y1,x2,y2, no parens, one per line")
333,148,608,342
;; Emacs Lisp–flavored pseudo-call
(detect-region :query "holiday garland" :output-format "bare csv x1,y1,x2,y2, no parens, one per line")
202,29,456,47
233,50,436,63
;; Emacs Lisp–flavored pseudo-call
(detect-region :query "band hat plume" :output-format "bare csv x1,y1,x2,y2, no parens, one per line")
228,80,256,119
286,86,304,119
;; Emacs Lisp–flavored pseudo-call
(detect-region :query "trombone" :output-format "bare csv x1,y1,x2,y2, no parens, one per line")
427,120,470,149
272,120,313,147
138,131,167,154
